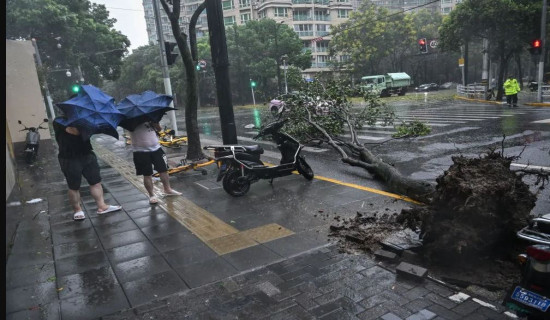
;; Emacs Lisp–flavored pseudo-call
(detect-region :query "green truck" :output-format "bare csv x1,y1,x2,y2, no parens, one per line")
360,72,412,97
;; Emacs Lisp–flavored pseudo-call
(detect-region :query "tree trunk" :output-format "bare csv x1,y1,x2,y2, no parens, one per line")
161,0,203,160
516,54,523,90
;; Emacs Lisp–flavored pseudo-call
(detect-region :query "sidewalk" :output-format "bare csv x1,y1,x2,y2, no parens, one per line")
6,136,516,319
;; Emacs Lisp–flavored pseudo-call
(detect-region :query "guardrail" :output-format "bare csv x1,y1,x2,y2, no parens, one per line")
542,85,550,102
457,84,487,99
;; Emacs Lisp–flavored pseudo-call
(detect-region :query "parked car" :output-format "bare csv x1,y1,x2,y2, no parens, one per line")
439,82,455,89
414,83,439,92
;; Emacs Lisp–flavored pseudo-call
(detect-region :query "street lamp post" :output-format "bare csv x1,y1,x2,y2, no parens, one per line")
281,54,288,94
274,20,284,94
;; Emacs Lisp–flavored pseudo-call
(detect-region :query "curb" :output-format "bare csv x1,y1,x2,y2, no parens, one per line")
454,95,550,107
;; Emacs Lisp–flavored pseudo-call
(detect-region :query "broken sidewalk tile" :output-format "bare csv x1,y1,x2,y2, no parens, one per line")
374,249,398,261
380,241,405,254
395,262,427,281
472,298,497,310
448,292,470,303
345,234,365,243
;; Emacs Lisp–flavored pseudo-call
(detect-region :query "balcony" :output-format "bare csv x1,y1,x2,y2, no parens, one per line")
314,0,330,4
296,31,314,37
315,31,330,37
313,15,330,21
293,15,312,21
292,0,313,4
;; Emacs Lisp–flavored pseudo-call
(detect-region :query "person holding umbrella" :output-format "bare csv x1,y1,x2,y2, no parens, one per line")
55,86,124,220
118,91,181,204
53,118,122,221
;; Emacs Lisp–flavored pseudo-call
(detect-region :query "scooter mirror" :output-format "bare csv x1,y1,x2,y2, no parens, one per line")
43,119,49,122
18,120,22,124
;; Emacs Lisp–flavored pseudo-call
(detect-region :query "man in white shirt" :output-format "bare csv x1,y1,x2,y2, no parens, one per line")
129,121,181,204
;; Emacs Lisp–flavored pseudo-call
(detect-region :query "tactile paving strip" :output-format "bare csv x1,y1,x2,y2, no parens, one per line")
93,143,294,255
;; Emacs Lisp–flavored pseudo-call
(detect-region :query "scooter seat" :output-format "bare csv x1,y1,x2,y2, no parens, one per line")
243,145,264,154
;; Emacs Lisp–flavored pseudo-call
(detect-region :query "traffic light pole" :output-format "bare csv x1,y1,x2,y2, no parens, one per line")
250,79,256,106
537,0,547,103
152,0,178,135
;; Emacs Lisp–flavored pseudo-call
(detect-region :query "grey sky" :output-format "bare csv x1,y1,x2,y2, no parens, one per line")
92,0,149,53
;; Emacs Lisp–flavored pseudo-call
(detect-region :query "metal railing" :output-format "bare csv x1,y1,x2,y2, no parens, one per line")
542,85,550,102
456,84,487,99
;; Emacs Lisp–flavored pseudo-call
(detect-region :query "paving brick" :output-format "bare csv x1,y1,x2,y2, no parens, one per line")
319,308,360,320
266,304,315,320
452,300,480,316
425,292,458,309
356,305,389,320
382,312,403,320
425,303,462,320
375,249,399,261
418,309,436,319
396,262,428,281
424,281,454,297
403,298,433,313
380,302,413,319
293,292,319,310
403,286,431,300
310,300,343,318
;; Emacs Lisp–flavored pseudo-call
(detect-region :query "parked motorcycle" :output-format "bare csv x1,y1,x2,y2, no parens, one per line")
503,244,550,319
204,119,314,196
18,118,49,164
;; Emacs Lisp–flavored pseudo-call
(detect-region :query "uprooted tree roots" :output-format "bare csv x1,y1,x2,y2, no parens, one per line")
398,151,537,266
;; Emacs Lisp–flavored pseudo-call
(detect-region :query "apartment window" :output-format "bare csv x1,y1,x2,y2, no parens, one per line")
336,0,349,2
241,13,251,24
339,55,350,62
316,41,329,52
222,0,234,10
337,9,349,18
294,24,313,36
258,10,266,19
274,7,288,17
441,7,451,13
316,24,330,36
224,16,236,25
441,0,451,3
239,0,250,7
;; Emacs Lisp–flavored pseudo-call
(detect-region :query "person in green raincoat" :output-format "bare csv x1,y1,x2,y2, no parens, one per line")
503,76,521,108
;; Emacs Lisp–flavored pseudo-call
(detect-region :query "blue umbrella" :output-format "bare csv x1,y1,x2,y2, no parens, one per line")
56,85,124,140
117,90,175,131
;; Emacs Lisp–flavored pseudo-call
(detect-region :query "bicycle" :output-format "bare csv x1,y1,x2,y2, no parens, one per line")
153,157,215,177
157,126,188,148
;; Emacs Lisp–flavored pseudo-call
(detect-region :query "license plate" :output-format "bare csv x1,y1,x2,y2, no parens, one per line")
511,286,550,312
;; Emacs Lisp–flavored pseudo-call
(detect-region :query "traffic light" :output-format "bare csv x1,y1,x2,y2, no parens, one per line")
71,84,80,94
418,38,428,53
529,38,542,55
164,41,179,65
196,64,201,71
250,80,256,88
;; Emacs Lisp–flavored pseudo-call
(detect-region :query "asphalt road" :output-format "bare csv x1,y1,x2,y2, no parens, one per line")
169,96,550,216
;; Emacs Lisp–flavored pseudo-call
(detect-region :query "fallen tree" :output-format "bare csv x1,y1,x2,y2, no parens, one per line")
269,80,548,266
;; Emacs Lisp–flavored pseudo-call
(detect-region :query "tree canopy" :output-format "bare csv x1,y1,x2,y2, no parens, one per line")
6,0,130,102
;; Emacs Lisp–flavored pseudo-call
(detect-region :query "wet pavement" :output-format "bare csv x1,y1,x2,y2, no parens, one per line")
6,95,548,319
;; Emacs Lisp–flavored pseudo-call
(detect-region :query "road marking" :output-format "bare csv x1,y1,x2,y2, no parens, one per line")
93,142,294,255
532,118,550,123
313,175,424,205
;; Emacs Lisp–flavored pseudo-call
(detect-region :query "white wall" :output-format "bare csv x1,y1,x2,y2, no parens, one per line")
6,40,51,143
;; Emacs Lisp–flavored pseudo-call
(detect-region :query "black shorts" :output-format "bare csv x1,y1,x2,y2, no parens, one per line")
133,148,168,176
58,153,102,190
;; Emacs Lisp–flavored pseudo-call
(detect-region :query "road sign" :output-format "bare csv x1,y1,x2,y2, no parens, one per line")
458,58,464,67
429,40,438,48
198,60,207,68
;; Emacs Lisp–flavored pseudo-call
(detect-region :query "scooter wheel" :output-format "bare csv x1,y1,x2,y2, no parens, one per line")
296,156,314,180
222,169,250,196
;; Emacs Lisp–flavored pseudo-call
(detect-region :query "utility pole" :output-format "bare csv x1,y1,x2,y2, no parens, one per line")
31,38,56,119
537,0,547,102
152,0,178,135
481,38,489,98
206,0,237,144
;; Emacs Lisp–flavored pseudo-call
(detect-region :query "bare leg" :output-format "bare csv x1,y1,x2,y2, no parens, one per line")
143,175,155,197
68,189,82,213
89,182,108,212
159,172,177,194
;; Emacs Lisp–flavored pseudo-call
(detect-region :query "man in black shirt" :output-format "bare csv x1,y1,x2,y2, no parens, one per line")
53,118,121,220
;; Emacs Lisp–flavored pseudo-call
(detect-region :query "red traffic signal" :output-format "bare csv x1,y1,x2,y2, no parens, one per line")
418,38,428,53
529,38,542,55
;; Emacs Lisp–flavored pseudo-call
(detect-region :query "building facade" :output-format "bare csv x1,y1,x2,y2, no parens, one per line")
142,0,460,77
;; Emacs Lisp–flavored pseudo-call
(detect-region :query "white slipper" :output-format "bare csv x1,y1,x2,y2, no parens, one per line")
149,196,159,205
73,211,85,221
97,205,122,215
164,190,182,197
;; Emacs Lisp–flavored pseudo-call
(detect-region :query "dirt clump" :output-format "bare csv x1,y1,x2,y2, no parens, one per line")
399,152,536,266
